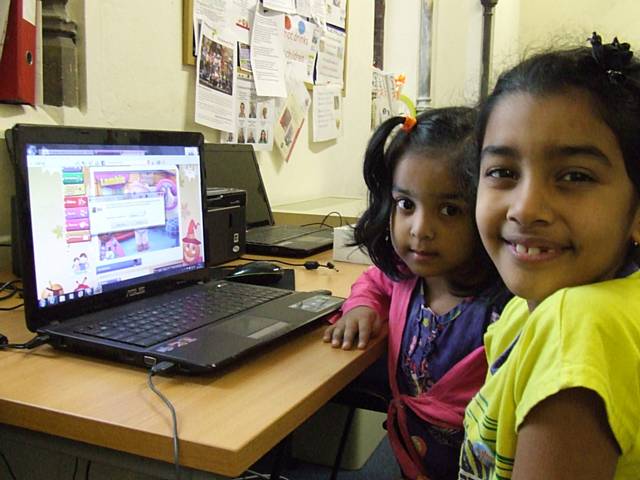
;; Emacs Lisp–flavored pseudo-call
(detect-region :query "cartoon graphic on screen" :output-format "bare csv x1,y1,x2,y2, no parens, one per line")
91,170,181,260
41,281,64,300
78,253,89,272
98,233,126,260
182,219,202,264
75,277,90,292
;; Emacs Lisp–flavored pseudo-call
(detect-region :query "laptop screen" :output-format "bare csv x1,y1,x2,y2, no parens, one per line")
203,144,273,228
10,125,206,330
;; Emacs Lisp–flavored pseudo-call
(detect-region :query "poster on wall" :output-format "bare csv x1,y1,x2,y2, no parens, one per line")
250,6,287,97
273,76,311,161
314,25,345,86
195,22,237,132
295,0,326,22
283,14,321,83
324,0,346,28
222,75,275,151
371,67,395,129
312,84,342,142
263,0,296,14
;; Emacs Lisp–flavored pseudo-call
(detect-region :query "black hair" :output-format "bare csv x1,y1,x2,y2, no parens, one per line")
475,38,640,192
353,107,499,294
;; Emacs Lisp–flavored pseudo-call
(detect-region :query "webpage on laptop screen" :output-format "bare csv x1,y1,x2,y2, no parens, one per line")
25,144,204,309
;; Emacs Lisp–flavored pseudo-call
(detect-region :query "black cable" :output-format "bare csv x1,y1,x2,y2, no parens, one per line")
72,456,79,480
0,304,24,311
0,334,50,350
237,256,337,271
84,459,91,480
0,449,17,480
300,211,344,228
0,280,22,301
148,361,180,480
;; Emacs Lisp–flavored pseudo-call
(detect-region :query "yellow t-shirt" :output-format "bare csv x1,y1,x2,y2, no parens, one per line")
459,272,640,479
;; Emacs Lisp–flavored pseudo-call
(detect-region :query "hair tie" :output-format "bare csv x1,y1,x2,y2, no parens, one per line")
588,31,634,84
401,116,417,132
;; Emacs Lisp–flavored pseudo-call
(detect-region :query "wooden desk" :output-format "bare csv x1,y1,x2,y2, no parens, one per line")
0,252,381,478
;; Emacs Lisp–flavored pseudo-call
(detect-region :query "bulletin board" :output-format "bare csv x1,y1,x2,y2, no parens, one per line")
183,0,349,158
182,0,348,83
182,0,196,66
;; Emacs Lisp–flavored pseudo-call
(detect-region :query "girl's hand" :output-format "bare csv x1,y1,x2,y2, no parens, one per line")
323,306,382,350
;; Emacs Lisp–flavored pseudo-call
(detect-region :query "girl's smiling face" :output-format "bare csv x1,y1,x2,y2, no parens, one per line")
476,90,640,309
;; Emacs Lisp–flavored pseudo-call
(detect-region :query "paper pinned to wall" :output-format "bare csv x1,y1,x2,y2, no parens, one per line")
273,76,310,161
295,0,326,22
193,0,231,53
324,0,346,29
250,7,287,97
312,84,342,142
263,0,296,14
195,23,237,132
222,75,275,151
371,67,395,129
228,0,258,44
315,25,345,87
283,14,321,83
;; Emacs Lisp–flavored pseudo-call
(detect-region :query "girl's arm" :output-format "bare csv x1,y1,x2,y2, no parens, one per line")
323,266,394,350
323,305,383,350
513,388,619,480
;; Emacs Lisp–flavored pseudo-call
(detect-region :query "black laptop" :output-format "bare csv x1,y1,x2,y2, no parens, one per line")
203,143,334,257
8,124,343,373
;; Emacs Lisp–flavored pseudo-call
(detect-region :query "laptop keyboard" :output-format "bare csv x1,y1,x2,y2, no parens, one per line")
249,225,328,244
73,282,291,347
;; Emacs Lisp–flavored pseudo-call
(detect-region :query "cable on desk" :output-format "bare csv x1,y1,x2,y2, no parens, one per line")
0,303,24,311
300,210,344,228
238,257,338,272
147,361,180,480
0,449,17,480
0,334,50,350
0,279,22,302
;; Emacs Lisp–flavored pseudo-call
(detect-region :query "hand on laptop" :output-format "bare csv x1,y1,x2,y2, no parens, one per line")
323,306,382,350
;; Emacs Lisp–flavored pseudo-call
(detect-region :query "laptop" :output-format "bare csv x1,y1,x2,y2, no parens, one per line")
203,143,334,257
8,124,343,373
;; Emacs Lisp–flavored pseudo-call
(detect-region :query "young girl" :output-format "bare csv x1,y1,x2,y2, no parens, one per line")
460,33,640,479
323,107,511,480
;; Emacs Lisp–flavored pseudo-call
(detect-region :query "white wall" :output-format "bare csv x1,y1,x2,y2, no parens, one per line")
1,0,640,271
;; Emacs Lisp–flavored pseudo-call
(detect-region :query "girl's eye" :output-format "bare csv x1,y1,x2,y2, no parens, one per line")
394,198,414,211
559,171,595,182
485,167,517,179
440,204,462,216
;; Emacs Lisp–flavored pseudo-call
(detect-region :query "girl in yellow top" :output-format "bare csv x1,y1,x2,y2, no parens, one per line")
459,33,640,479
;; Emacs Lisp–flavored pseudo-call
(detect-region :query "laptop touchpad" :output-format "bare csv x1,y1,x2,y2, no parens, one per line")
222,316,289,339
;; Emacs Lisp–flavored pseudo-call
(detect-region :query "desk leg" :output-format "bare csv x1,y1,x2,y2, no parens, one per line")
269,434,292,480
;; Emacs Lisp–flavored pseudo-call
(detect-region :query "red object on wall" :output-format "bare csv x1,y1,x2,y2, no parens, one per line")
0,0,36,105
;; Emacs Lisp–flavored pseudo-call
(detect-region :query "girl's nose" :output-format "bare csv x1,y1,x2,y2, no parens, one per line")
506,178,553,227
410,213,436,240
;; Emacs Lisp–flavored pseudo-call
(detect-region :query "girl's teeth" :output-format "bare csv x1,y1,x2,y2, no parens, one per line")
515,244,543,255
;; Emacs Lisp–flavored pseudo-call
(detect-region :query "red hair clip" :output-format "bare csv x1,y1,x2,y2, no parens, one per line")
401,116,417,132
